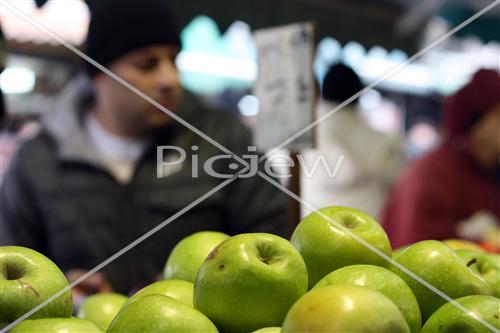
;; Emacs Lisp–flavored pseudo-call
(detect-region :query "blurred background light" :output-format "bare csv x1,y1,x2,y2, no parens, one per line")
0,67,36,94
0,0,90,45
237,94,259,117
359,89,382,110
341,41,366,68
176,52,256,81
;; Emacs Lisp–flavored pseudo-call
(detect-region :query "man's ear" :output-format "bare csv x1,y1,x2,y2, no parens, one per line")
88,72,109,106
91,71,108,89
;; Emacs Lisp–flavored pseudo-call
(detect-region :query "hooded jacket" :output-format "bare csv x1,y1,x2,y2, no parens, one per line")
382,69,500,247
0,76,289,293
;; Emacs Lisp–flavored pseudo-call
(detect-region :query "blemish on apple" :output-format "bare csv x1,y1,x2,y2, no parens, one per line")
17,279,40,297
206,247,218,261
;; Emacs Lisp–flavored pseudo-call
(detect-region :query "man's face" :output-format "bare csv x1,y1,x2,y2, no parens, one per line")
468,104,500,169
93,45,183,137
485,105,500,156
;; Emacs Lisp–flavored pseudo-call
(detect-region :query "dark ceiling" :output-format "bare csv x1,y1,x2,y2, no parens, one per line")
75,0,418,53
164,0,500,51
166,0,421,53
33,0,499,55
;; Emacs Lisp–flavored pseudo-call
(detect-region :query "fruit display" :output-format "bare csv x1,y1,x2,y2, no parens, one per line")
443,238,486,252
0,246,73,328
291,206,392,288
9,318,103,332
128,279,194,306
2,205,499,332
393,245,409,258
193,233,308,332
163,231,230,282
456,250,500,298
421,295,500,333
313,264,421,333
390,240,492,321
282,285,411,332
77,293,128,331
107,294,218,332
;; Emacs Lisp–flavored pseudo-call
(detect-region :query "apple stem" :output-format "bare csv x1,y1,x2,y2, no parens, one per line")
466,258,477,267
260,257,271,265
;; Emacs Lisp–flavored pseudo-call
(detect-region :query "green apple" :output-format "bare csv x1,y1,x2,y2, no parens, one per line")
444,239,485,252
282,285,410,333
128,279,194,306
456,250,500,297
194,233,308,333
250,327,281,333
390,240,492,321
107,294,218,333
164,231,230,282
393,245,410,258
421,295,500,333
9,317,102,332
77,293,127,331
313,265,421,333
291,206,392,288
0,246,73,328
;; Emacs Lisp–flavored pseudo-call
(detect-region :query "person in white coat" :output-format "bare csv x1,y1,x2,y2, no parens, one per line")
300,63,403,220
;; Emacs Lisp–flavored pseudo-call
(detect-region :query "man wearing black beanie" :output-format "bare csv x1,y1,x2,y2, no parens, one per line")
85,0,184,137
0,0,289,299
85,0,181,76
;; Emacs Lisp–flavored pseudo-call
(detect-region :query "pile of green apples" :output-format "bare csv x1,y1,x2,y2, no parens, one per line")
1,206,499,332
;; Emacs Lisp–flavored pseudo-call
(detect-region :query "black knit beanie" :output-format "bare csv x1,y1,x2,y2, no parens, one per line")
322,63,364,104
85,0,182,76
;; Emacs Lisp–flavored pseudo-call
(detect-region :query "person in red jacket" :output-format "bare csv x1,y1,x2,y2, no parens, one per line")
382,69,500,248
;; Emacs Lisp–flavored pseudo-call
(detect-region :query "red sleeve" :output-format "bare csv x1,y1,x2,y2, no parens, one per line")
382,162,460,248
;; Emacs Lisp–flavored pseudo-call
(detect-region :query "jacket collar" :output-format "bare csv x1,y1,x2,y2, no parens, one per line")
42,74,103,165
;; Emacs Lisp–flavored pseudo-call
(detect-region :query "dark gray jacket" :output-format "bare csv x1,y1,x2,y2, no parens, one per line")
0,78,289,293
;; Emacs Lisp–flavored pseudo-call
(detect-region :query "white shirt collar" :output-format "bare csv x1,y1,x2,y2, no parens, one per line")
84,112,148,162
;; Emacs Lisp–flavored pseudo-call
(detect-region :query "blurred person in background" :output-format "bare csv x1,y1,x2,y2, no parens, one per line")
383,69,500,248
0,0,288,300
0,24,40,182
300,63,403,220
0,23,10,176
0,26,5,126
0,23,17,181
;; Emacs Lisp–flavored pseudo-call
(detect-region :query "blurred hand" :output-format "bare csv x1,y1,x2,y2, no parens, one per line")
455,211,498,242
66,269,113,309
